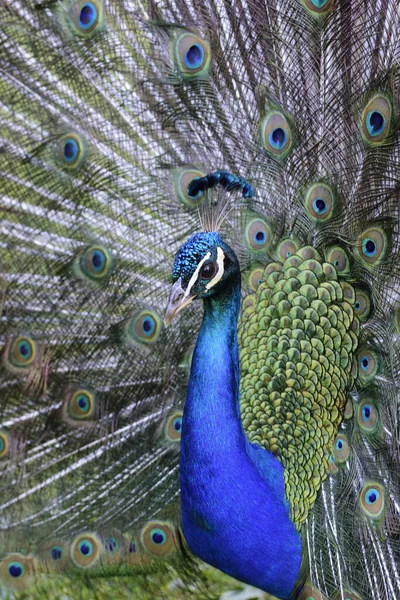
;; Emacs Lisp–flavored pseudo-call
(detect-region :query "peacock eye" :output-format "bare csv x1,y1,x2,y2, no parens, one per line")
199,261,217,280
50,547,63,560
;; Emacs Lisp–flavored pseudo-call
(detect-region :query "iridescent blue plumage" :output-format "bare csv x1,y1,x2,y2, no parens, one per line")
172,233,221,286
172,233,302,598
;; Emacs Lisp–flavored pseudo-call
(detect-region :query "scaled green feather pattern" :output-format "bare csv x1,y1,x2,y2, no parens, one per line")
239,248,358,526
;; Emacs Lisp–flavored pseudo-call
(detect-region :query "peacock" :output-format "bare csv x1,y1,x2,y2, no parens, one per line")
0,0,399,599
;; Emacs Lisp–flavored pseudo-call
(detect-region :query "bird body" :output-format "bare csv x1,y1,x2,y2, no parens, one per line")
1,1,400,599
176,234,301,599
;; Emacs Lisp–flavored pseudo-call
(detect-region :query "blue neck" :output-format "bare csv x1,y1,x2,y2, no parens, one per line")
180,275,302,600
183,281,243,452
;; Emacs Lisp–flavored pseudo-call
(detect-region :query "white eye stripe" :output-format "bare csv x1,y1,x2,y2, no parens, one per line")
185,251,211,297
185,247,226,296
205,247,225,290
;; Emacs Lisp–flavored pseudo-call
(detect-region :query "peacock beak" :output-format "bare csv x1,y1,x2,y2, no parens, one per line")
164,278,196,327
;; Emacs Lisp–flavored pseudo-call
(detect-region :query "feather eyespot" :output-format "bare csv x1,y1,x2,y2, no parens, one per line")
304,183,335,222
325,246,350,275
50,546,63,561
173,33,211,78
78,245,114,282
356,400,379,433
363,238,376,257
359,482,385,519
128,310,162,345
70,389,95,419
69,1,104,36
248,266,264,291
8,562,24,579
357,350,379,381
101,534,126,564
70,534,102,568
174,168,206,208
123,534,151,567
360,94,392,145
164,411,183,442
79,541,93,556
36,539,68,570
7,336,38,369
301,0,334,15
141,521,176,557
128,540,136,554
62,385,97,424
57,134,85,169
353,288,372,322
354,226,388,267
0,431,9,458
276,238,300,262
172,416,182,432
245,218,272,252
261,111,292,159
0,554,36,589
332,433,350,464
104,537,118,553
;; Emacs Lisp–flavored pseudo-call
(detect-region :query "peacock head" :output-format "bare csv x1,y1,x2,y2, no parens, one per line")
164,231,239,326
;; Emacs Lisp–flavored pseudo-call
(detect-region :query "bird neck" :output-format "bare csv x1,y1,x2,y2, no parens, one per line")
180,273,303,599
184,275,243,450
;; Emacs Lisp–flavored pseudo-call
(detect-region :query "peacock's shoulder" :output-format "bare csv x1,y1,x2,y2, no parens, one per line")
238,245,358,527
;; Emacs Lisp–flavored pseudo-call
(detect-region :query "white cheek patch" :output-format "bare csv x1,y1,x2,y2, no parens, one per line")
206,247,225,290
185,251,211,297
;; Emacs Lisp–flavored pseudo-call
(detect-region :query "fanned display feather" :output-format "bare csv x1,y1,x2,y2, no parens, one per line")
0,1,399,599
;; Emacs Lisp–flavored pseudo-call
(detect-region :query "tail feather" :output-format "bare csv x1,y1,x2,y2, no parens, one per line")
0,1,400,598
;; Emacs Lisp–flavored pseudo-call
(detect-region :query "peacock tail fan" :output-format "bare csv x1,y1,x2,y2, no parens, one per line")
0,0,399,599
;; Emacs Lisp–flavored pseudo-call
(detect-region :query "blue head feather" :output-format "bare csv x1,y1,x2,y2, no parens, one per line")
172,232,222,286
